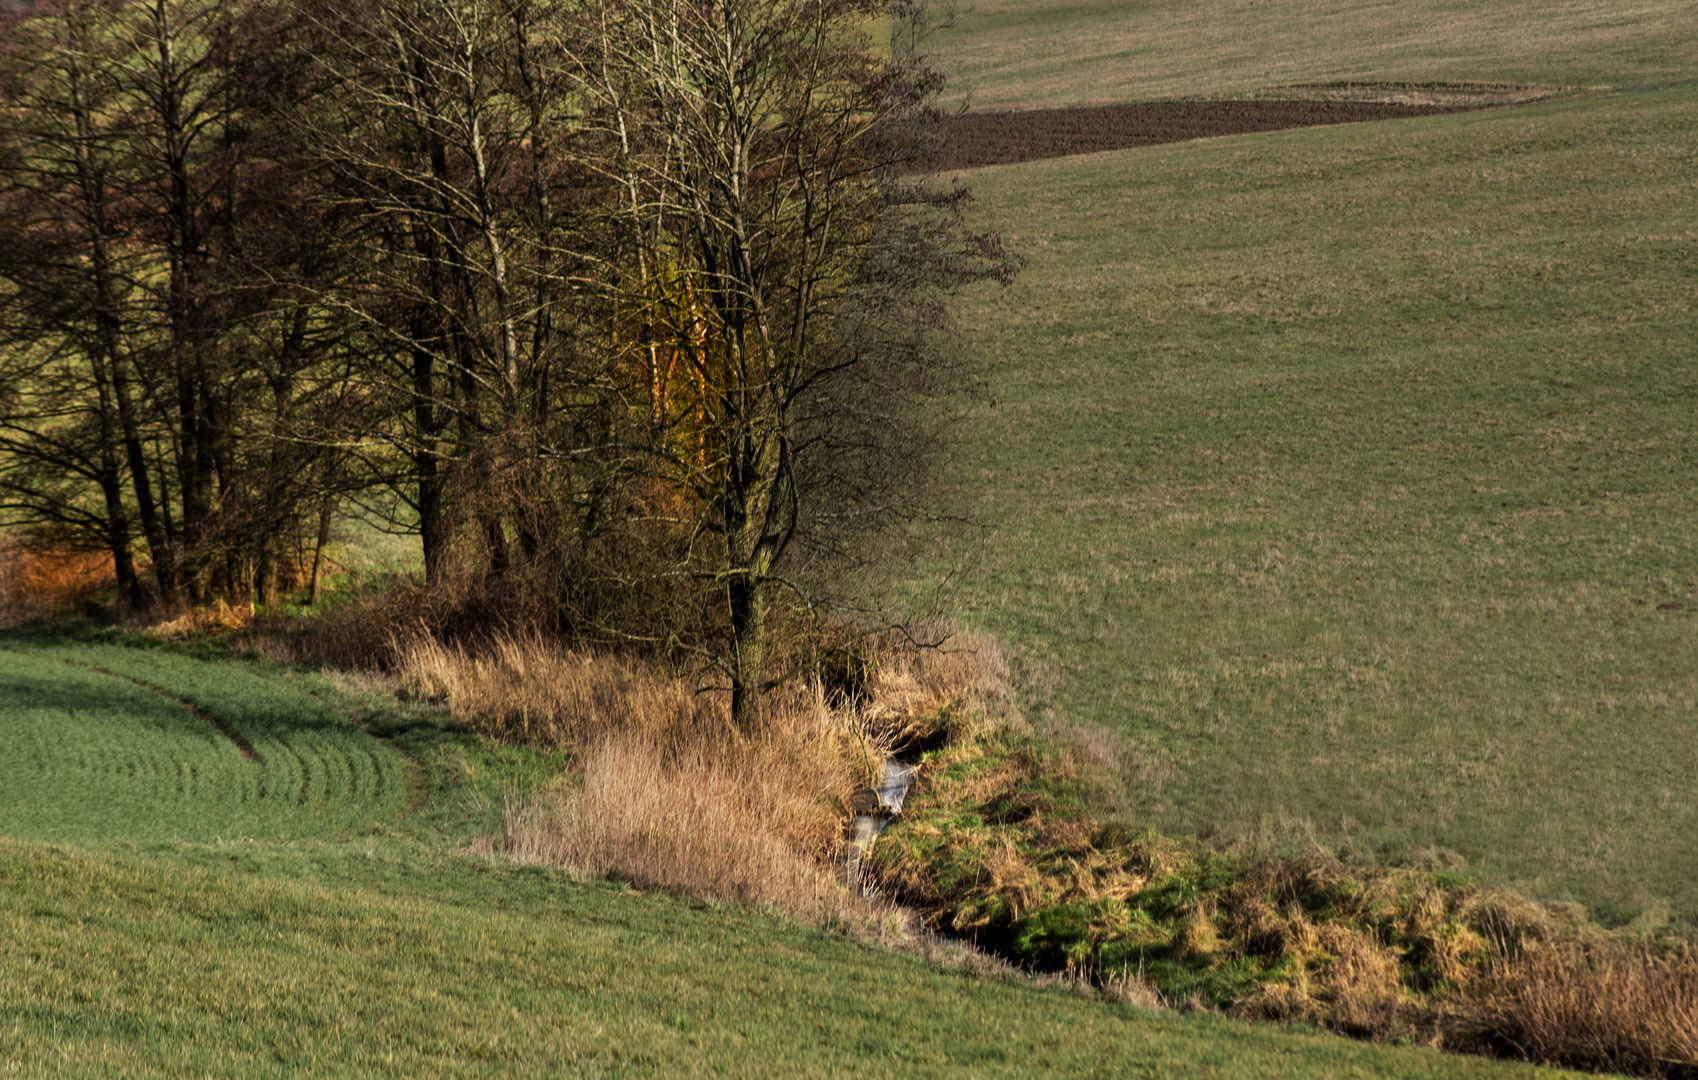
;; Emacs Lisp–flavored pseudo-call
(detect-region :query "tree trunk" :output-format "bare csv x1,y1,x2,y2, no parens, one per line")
308,497,334,605
728,575,766,732
254,534,279,607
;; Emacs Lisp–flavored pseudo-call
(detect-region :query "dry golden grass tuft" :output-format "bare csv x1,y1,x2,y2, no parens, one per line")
149,598,253,637
393,632,725,750
854,628,1017,753
1449,946,1698,1077
0,544,116,622
501,688,863,922
1208,855,1698,1068
1099,966,1169,1011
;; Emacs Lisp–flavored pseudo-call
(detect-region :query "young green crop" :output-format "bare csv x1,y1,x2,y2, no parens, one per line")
0,634,404,841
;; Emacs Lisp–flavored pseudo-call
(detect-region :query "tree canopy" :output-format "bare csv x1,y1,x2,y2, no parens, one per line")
0,0,1015,725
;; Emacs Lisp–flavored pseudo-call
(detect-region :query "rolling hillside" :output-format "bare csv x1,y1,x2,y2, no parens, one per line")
933,83,1697,921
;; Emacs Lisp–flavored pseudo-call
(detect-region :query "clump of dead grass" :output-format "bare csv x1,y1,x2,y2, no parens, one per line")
386,624,1009,936
392,632,725,750
502,682,866,922
149,598,253,638
258,568,558,670
855,627,1016,747
1447,945,1698,1078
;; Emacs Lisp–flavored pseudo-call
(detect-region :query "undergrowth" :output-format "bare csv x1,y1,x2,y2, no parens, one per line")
867,721,1698,1076
361,625,1014,938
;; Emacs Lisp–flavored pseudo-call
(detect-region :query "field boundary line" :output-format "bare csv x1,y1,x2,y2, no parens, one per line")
267,676,432,816
86,664,263,764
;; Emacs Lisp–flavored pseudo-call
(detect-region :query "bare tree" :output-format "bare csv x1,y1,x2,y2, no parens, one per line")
574,0,1015,727
1,0,1013,703
0,0,364,609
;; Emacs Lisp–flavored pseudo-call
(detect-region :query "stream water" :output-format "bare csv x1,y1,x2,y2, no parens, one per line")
845,758,915,893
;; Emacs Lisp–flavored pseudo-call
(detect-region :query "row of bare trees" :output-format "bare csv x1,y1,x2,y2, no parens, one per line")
0,0,1014,725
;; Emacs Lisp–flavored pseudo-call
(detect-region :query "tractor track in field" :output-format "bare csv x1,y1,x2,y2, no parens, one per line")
83,664,263,765
939,101,1479,169
2,646,263,764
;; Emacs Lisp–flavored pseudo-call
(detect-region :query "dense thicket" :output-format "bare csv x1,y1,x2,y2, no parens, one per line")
0,0,1013,724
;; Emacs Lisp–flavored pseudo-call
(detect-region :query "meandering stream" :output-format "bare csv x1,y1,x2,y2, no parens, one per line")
845,758,915,892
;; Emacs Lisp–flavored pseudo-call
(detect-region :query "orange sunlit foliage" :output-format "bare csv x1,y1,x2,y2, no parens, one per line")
0,546,117,615
631,268,728,492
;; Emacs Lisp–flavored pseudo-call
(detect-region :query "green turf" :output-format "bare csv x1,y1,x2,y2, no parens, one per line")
0,638,1589,1078
0,634,405,842
928,85,1698,923
930,0,1698,110
1,841,1585,1078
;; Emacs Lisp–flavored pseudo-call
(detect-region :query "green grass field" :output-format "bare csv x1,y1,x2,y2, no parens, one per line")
930,83,1697,922
4,2,1695,1073
932,0,1697,110
2,840,1591,1079
1,640,1591,1078
0,635,405,842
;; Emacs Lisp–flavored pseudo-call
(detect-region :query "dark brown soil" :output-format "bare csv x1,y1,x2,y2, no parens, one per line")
941,101,1471,169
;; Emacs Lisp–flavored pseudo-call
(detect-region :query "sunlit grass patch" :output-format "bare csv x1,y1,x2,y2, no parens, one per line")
927,86,1698,919
0,635,404,842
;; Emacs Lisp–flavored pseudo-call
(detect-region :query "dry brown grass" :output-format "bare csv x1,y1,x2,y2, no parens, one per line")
501,697,862,922
393,632,725,749
1218,854,1698,1070
263,569,560,670
386,625,1009,931
860,628,1012,717
149,598,253,637
0,543,116,623
1449,946,1698,1077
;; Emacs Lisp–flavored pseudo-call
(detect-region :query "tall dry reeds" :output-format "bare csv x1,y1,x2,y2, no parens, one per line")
1449,945,1698,1077
389,627,1006,928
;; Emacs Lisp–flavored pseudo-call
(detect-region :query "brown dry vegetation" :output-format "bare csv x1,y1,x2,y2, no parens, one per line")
868,726,1698,1077
0,544,116,624
1450,947,1698,1077
379,625,1012,929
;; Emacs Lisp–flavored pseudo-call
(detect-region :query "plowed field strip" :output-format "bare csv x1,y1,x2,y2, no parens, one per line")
942,101,1472,168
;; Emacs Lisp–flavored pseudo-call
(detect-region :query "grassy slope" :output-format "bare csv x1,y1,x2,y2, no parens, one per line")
0,641,1583,1079
933,84,1698,921
931,0,1697,110
0,636,405,841
0,841,1582,1080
